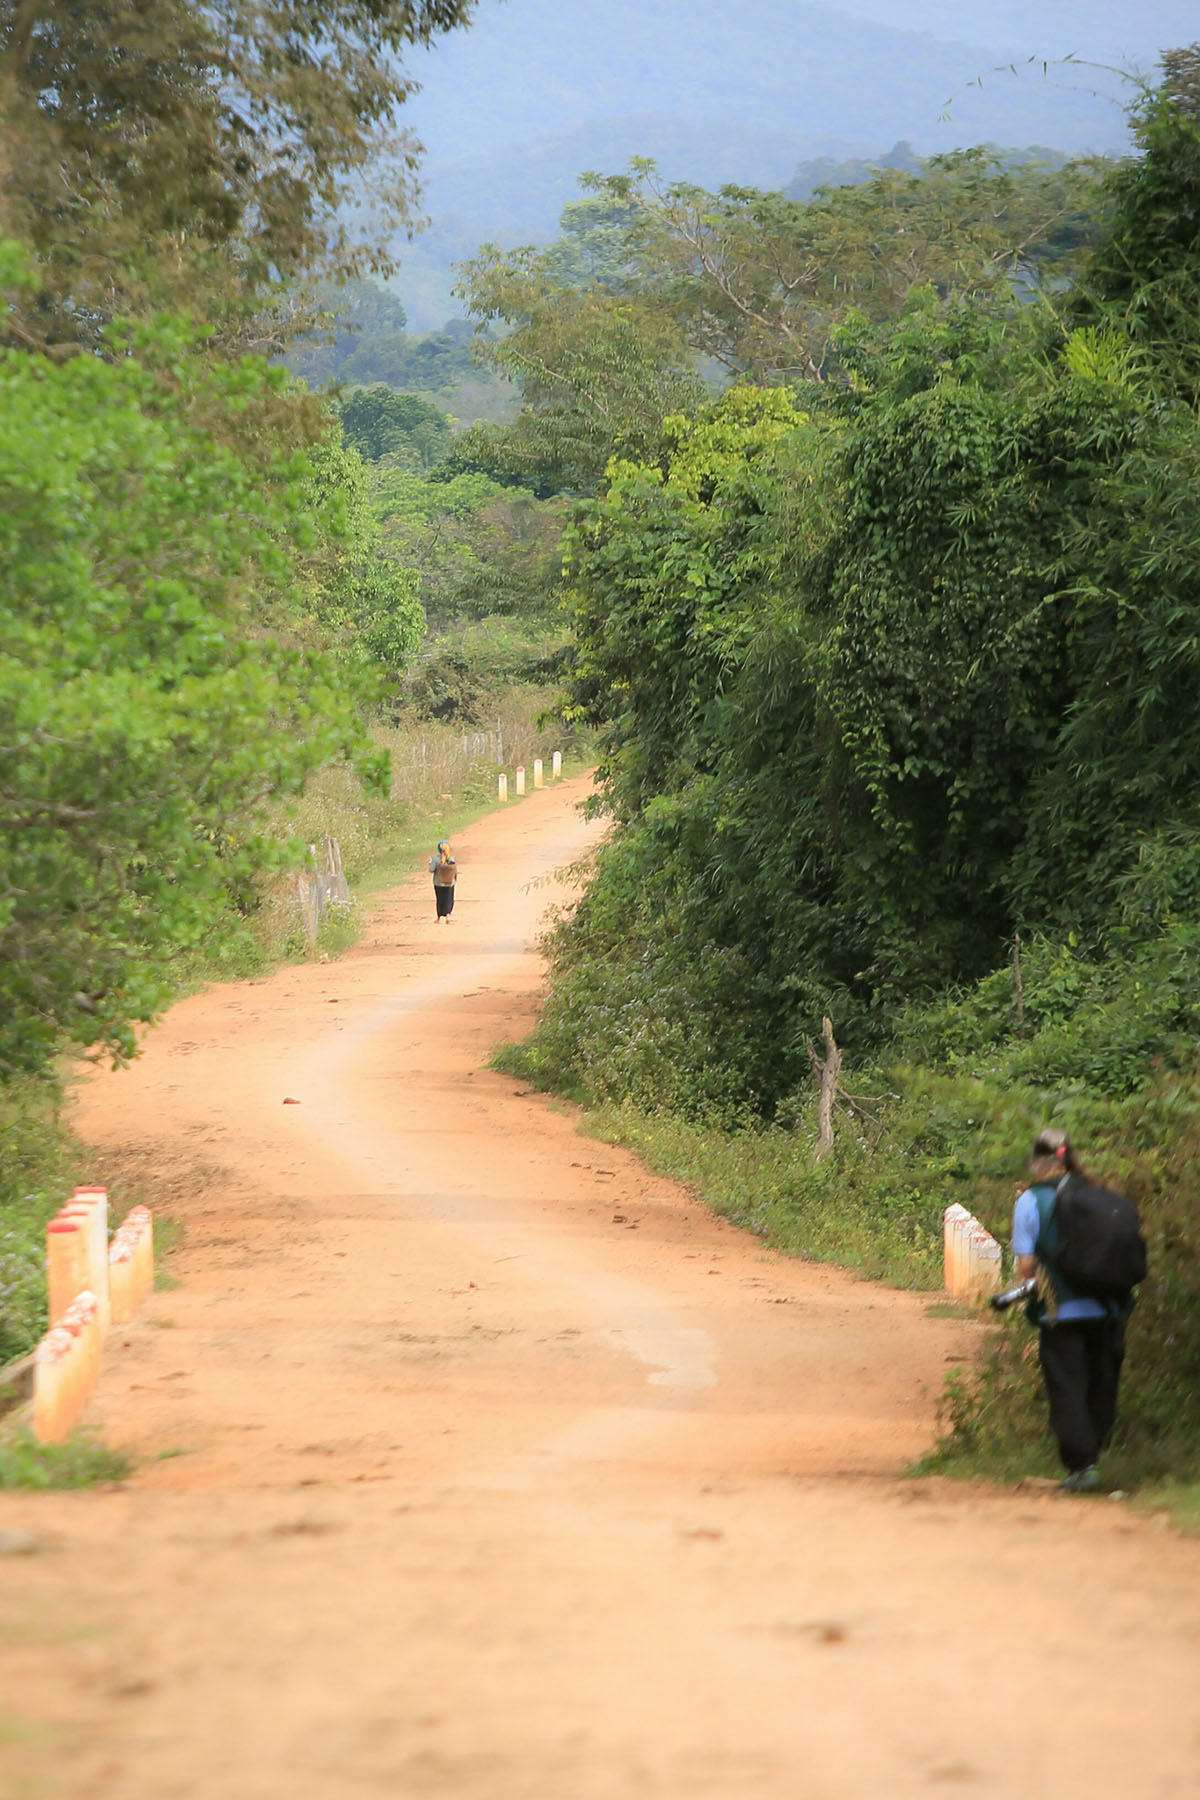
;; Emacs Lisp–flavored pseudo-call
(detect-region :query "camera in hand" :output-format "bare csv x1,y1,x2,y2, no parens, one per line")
989,1276,1037,1313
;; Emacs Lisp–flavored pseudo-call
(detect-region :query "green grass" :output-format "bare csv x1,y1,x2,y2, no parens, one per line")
147,1213,184,1291
1134,1479,1200,1532
0,1080,82,1367
491,1067,948,1290
0,1429,131,1490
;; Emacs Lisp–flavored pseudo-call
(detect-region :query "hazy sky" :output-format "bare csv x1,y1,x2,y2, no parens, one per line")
403,0,1185,164
826,0,1193,62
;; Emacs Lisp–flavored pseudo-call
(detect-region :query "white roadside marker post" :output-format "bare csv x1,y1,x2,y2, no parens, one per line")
943,1204,969,1296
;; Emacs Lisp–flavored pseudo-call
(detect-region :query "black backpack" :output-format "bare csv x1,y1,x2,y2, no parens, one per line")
1048,1175,1148,1300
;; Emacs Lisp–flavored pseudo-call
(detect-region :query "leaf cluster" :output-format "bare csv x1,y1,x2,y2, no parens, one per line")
0,291,383,1078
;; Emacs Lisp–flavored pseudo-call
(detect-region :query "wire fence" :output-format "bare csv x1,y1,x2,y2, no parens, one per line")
295,836,352,950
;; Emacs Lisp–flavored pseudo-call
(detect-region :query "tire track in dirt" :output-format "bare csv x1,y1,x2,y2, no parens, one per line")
1,774,1197,1800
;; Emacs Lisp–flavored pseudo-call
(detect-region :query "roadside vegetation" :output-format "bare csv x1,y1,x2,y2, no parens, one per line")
490,58,1200,1490
0,1429,131,1492
0,0,581,1384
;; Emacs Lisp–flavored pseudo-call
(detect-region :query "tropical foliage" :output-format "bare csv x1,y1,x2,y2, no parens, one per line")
0,287,387,1079
499,70,1200,1479
526,89,1200,1119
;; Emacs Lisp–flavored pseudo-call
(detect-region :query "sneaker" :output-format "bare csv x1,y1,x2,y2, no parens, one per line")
1058,1465,1101,1494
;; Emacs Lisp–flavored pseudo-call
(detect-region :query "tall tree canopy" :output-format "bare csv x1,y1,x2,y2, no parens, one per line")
520,64,1200,1120
0,0,477,351
456,145,1106,491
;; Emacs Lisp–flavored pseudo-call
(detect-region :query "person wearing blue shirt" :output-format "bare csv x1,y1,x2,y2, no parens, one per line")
1011,1127,1127,1493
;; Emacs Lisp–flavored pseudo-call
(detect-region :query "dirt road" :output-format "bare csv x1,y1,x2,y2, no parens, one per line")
2,774,1198,1800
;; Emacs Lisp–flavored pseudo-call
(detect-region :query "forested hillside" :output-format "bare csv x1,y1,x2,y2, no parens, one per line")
481,63,1200,1484
399,0,1132,303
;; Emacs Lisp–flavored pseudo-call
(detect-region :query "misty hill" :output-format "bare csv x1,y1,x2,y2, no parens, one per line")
389,0,1137,324
405,0,1133,168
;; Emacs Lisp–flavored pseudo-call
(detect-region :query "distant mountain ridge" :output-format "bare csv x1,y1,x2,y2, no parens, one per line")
404,0,1132,165
388,0,1139,325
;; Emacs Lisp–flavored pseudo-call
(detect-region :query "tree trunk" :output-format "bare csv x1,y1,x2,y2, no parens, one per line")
811,1015,842,1160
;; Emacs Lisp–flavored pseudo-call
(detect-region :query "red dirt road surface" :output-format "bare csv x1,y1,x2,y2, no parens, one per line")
1,774,1198,1800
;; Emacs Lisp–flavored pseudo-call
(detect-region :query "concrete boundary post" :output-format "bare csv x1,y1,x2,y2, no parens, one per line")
34,1190,157,1443
33,1292,100,1444
71,1187,110,1333
943,1204,1003,1303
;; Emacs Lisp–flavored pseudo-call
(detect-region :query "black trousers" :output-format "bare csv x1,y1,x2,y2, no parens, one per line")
1038,1316,1125,1472
434,880,455,917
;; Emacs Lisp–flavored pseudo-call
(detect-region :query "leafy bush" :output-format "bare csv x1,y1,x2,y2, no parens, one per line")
0,275,386,1080
900,924,1200,1096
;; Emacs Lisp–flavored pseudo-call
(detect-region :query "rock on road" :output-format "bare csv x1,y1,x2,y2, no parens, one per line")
1,774,1197,1800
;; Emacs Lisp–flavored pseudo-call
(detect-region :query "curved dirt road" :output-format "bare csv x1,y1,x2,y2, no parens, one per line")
2,774,1198,1800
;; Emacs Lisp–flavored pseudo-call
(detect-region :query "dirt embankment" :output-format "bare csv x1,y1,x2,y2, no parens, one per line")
1,774,1197,1800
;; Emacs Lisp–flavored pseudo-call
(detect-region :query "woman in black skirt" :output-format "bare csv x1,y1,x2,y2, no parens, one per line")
429,839,457,921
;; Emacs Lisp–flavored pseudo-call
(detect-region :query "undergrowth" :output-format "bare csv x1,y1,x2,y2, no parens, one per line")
0,1429,131,1490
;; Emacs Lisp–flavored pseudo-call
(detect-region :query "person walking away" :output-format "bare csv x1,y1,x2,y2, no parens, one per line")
1011,1127,1145,1493
429,840,457,921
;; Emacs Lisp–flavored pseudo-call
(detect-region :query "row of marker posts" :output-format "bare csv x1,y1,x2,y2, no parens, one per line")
33,1187,154,1444
943,1203,1003,1304
498,749,563,804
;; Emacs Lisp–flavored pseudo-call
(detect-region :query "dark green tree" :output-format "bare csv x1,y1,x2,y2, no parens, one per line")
337,386,453,466
1075,57,1200,400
